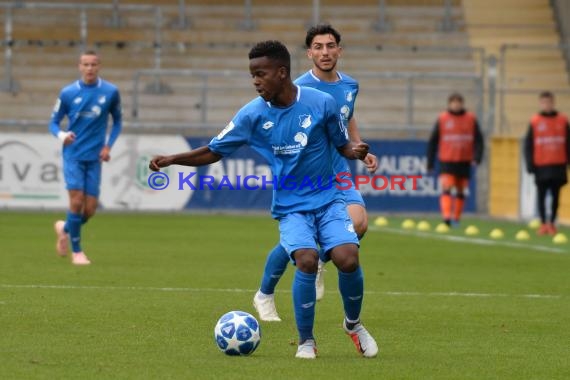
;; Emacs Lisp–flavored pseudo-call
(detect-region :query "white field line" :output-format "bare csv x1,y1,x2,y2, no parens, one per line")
0,284,563,299
370,226,568,254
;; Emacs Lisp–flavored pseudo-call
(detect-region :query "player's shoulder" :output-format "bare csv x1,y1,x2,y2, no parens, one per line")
337,71,359,87
60,80,79,95
294,70,317,86
299,85,334,101
99,78,120,93
557,112,569,121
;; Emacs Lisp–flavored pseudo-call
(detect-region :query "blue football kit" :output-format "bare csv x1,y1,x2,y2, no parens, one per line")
295,70,364,206
210,85,363,343
49,77,122,255
49,77,122,197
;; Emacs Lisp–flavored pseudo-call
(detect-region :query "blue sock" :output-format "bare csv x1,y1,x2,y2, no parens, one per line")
66,211,83,253
292,270,317,342
260,244,290,295
338,266,364,322
65,215,89,234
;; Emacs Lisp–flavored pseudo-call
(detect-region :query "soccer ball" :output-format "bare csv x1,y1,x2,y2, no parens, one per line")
214,311,261,356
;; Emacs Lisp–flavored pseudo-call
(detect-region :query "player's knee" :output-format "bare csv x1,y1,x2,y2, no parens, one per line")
69,197,84,213
331,245,359,272
293,249,319,273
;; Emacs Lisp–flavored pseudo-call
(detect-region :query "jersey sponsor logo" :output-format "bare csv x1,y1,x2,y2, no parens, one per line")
294,132,308,147
73,97,82,104
272,132,308,155
299,114,312,129
340,105,350,121
92,105,101,117
262,121,274,130
217,121,235,140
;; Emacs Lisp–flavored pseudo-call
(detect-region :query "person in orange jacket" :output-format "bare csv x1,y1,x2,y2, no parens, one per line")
524,91,570,235
427,93,484,226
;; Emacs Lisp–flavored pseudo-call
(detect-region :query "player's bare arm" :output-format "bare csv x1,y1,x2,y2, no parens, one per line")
337,141,369,161
149,146,222,171
347,118,377,173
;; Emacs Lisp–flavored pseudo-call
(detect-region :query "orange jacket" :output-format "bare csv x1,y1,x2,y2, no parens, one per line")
530,113,569,166
437,111,477,162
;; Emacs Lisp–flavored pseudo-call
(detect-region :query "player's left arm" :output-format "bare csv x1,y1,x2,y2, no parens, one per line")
348,117,378,173
100,89,123,162
566,122,570,167
473,118,484,165
324,97,369,160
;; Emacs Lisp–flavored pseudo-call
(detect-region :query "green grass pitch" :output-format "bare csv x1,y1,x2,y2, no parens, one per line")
1,211,569,379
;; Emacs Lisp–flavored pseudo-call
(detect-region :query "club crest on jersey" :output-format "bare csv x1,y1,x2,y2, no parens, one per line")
537,122,547,132
299,114,312,129
445,120,454,129
345,91,354,102
263,121,274,130
98,95,107,104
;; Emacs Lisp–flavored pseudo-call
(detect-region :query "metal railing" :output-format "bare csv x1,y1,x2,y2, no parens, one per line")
498,43,570,134
130,68,483,135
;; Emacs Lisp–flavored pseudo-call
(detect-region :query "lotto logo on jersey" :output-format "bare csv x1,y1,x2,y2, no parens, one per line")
345,91,354,102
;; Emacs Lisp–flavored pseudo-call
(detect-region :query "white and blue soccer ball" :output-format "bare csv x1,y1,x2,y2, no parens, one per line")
214,311,261,356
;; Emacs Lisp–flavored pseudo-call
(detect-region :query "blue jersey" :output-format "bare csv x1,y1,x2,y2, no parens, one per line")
49,78,122,161
295,70,359,176
208,85,350,218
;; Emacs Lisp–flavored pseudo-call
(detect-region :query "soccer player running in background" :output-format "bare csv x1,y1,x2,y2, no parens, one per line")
50,50,122,265
253,24,378,322
427,93,484,227
149,41,378,359
524,91,570,235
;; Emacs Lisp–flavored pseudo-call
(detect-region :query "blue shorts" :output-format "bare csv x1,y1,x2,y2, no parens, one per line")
279,200,359,263
63,159,102,197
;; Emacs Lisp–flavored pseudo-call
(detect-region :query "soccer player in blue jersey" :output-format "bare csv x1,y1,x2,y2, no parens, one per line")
50,50,122,265
253,24,378,322
149,40,378,359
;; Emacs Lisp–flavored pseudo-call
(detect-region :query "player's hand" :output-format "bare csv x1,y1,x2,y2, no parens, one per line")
352,142,369,160
149,155,172,172
363,153,378,174
63,132,76,146
100,145,111,162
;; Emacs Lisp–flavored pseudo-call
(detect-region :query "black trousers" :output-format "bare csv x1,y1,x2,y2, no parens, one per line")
536,179,565,223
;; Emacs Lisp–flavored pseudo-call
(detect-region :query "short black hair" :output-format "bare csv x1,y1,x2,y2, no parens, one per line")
305,23,341,48
248,40,291,75
448,92,464,103
539,91,554,99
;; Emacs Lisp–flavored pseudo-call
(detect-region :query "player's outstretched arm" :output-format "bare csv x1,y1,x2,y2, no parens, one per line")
338,141,369,161
149,146,222,172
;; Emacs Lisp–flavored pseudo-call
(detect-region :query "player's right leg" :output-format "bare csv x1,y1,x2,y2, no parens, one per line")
58,160,90,265
253,243,289,322
279,212,319,359
439,174,454,226
536,180,549,235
